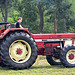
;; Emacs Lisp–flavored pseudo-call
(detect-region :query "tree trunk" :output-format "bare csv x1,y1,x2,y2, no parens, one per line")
54,11,57,34
54,0,57,33
0,0,8,22
5,0,8,22
63,18,67,33
1,7,5,19
38,3,44,33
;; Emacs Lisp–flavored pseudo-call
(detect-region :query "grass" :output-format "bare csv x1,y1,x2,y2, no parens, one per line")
0,56,75,75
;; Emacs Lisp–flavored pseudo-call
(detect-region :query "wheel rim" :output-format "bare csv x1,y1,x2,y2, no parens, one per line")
66,50,75,64
52,57,60,62
9,40,31,63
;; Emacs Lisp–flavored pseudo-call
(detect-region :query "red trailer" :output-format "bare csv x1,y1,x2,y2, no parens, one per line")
0,22,75,70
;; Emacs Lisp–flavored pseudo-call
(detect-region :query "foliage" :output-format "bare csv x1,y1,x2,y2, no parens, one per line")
55,0,73,33
0,0,12,22
8,11,20,23
68,26,74,33
0,0,75,33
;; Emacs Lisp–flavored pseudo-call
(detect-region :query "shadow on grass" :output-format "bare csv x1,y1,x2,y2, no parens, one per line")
0,65,69,70
30,65,65,69
0,67,10,70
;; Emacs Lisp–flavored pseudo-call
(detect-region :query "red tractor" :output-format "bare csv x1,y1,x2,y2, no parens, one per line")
0,22,75,70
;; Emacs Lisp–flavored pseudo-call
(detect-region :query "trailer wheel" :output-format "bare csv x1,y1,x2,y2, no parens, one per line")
1,32,38,70
46,55,61,65
60,45,75,67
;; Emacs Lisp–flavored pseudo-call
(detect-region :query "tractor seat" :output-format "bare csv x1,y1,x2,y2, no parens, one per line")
10,23,16,28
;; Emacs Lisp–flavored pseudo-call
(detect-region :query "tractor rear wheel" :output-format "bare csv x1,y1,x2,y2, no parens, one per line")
46,55,61,65
0,32,38,70
60,45,75,67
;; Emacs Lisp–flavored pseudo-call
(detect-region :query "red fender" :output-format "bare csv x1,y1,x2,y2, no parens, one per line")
1,28,30,38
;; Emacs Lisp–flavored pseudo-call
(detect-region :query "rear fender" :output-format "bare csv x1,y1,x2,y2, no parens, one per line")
2,28,30,39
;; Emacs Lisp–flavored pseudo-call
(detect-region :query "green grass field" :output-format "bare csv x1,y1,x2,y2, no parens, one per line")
0,56,75,75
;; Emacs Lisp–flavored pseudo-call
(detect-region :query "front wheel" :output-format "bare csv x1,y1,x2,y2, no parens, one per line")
60,45,75,67
46,55,61,65
1,32,38,70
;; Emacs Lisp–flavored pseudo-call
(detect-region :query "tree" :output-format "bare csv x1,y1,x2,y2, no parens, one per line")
12,0,38,33
33,0,55,33
0,0,8,22
44,0,73,33
37,2,44,33
55,0,72,33
0,0,12,22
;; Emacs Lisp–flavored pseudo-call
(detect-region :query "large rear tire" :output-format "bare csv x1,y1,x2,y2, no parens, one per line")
1,32,38,70
46,55,61,65
60,45,75,67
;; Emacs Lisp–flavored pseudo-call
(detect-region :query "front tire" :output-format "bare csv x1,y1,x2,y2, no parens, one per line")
1,32,38,70
46,55,61,65
60,45,75,67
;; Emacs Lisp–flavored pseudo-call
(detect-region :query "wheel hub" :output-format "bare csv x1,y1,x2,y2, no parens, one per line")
17,49,22,54
69,54,74,60
9,40,31,63
66,50,75,64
